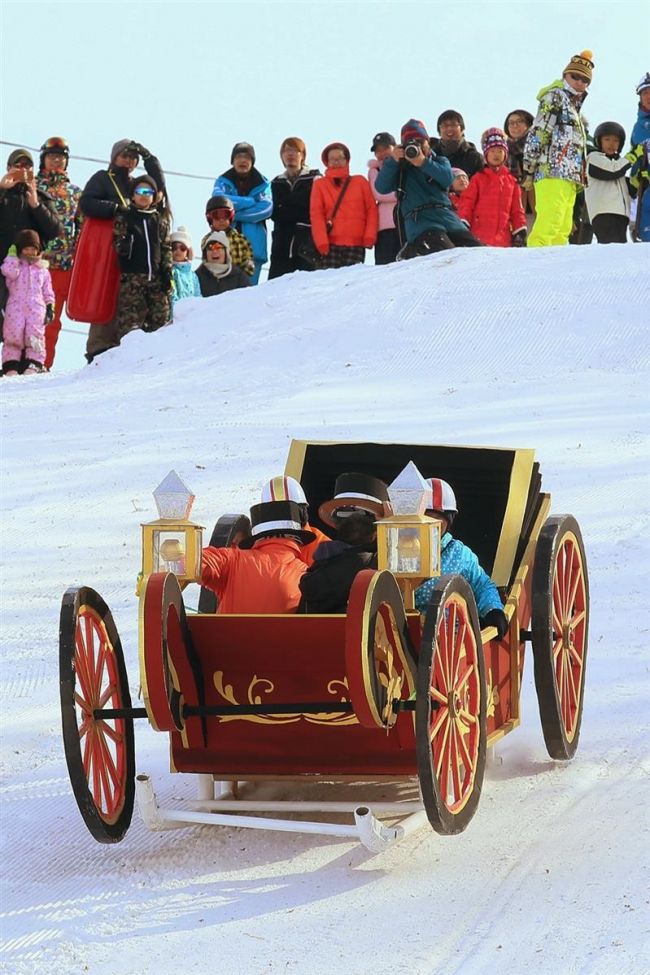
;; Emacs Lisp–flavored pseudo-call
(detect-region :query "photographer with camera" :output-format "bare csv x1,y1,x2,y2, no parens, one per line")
79,139,167,361
375,119,483,258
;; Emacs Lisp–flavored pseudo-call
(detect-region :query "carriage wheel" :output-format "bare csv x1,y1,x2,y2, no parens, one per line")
416,575,486,834
345,570,417,729
532,515,589,760
197,514,251,613
59,587,135,842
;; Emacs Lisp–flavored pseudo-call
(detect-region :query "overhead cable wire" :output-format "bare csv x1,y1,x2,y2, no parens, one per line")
0,140,213,181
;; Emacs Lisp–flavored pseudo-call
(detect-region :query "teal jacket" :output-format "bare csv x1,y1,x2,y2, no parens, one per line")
374,153,467,241
171,262,200,303
415,532,503,618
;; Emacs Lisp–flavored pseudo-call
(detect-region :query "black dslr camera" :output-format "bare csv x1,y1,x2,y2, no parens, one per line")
403,140,421,160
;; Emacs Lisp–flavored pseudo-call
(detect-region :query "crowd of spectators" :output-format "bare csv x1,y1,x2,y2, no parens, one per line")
0,54,648,375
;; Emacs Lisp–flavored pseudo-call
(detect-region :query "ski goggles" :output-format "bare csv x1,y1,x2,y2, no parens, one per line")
134,186,155,197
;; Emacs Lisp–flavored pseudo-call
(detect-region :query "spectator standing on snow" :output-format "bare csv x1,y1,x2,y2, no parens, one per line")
269,137,320,278
36,137,82,370
457,128,527,247
212,143,272,284
375,119,483,257
430,111,484,177
195,231,251,297
1,229,54,376
309,142,378,268
113,175,172,338
367,132,400,265
170,227,200,304
504,110,535,231
630,72,650,148
628,74,650,242
523,50,594,247
584,123,631,244
80,139,167,361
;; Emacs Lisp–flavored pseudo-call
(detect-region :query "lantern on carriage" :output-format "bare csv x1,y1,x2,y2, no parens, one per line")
376,461,443,610
140,470,203,590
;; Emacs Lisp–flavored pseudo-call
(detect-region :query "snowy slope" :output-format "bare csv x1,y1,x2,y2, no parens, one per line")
1,245,649,975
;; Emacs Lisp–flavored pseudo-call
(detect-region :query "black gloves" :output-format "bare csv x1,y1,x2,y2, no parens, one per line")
512,228,527,247
480,608,509,639
45,303,54,324
129,142,151,160
160,268,173,293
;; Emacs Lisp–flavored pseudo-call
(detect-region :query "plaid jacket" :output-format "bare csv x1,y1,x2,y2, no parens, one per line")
201,227,254,276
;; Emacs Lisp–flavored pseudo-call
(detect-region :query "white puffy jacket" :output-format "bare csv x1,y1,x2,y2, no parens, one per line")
584,151,631,220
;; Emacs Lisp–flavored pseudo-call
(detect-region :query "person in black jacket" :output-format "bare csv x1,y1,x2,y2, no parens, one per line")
268,137,320,278
298,511,378,614
80,139,167,360
0,148,62,322
113,175,172,337
195,231,251,297
429,111,485,177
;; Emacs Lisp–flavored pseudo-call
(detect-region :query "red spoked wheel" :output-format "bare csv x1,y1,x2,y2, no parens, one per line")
416,575,486,835
59,587,135,843
345,570,417,729
532,515,589,760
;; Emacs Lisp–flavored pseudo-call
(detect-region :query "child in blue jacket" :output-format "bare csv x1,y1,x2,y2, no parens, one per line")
170,227,200,305
415,478,508,637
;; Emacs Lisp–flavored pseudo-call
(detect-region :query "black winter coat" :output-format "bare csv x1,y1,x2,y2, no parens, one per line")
195,263,251,297
114,206,171,277
80,156,165,219
0,184,62,262
298,542,377,614
429,139,484,177
268,168,320,278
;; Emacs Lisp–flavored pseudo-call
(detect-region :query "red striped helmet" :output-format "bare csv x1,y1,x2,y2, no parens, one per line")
427,478,458,516
261,476,307,505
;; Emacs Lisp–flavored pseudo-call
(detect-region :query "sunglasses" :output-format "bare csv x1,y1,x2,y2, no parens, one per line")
134,186,155,197
208,209,232,221
171,242,188,250
568,72,589,83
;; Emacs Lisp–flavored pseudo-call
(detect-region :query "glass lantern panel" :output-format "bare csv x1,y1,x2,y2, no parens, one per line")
153,470,195,520
388,461,429,515
426,520,442,575
153,530,187,575
386,526,423,574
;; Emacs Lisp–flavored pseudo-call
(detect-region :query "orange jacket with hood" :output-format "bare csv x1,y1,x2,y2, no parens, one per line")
310,144,378,254
201,537,308,613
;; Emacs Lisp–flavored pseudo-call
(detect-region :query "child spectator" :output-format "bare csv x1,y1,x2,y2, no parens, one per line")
170,227,200,303
113,175,172,338
504,109,535,230
449,167,469,210
367,132,400,265
457,129,527,247
195,231,251,297
1,229,54,376
584,122,631,243
203,196,255,277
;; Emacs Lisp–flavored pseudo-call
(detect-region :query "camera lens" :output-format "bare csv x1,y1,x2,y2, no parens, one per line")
404,144,419,159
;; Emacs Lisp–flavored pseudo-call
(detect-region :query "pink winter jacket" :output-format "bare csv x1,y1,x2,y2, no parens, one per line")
367,158,397,231
1,256,55,318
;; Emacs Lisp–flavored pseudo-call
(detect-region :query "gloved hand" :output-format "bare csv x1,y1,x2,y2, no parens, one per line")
130,142,151,160
480,608,509,639
521,174,535,192
160,269,173,293
45,303,54,324
511,228,527,247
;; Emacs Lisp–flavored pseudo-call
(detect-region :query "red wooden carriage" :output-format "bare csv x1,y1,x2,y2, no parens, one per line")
59,441,589,850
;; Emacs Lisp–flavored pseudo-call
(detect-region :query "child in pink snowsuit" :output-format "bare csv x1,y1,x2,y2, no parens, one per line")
1,229,54,375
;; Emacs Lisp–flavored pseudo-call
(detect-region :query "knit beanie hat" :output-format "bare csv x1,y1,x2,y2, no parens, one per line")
110,139,135,163
170,226,193,259
451,167,468,179
563,50,594,83
400,119,429,143
437,110,465,132
7,148,33,168
321,142,351,166
481,127,509,159
16,229,41,253
202,230,230,257
280,137,306,159
231,142,255,164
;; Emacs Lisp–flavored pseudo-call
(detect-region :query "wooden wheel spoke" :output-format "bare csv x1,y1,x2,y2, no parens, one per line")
97,682,118,710
565,658,578,712
100,720,124,746
450,725,462,800
569,644,583,668
429,705,448,742
78,712,92,740
430,685,447,707
74,689,92,715
452,617,467,688
553,570,564,621
455,719,473,771
570,609,586,631
74,633,94,703
434,639,449,695
458,707,477,726
552,636,563,661
84,616,99,690
95,729,120,793
434,719,451,779
567,560,583,615
455,661,474,694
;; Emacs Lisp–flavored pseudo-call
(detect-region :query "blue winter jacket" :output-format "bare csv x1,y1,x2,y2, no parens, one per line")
374,153,468,241
171,262,200,303
631,108,650,148
212,168,273,263
414,532,503,618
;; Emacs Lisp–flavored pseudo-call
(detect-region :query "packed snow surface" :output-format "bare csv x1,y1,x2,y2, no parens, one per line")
1,245,649,975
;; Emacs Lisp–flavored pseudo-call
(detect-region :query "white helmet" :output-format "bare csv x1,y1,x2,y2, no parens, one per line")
261,475,307,505
426,477,458,516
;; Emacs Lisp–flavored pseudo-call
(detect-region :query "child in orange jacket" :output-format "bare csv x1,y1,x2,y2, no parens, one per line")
457,129,527,247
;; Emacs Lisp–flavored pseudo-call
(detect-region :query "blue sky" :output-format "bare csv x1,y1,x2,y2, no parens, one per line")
1,0,647,366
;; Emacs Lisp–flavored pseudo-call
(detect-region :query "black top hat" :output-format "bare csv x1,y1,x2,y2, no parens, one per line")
318,473,392,529
239,500,316,548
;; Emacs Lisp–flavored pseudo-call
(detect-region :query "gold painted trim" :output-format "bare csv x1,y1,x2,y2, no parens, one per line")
360,573,385,728
492,448,536,586
284,439,309,480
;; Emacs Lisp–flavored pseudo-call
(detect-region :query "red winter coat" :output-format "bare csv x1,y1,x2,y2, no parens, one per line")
201,537,308,614
310,166,378,254
457,166,526,247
